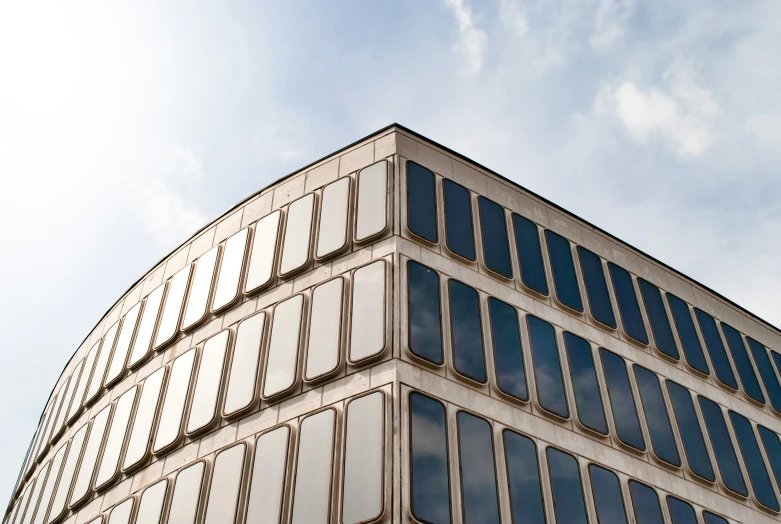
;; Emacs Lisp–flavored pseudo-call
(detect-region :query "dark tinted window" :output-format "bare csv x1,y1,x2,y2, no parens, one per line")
488,298,527,401
666,294,709,375
406,161,438,243
666,381,715,482
703,512,729,524
409,392,451,523
527,315,569,418
729,410,779,511
589,464,628,524
564,332,608,434
747,338,781,413
443,179,475,261
449,280,486,383
757,425,781,491
608,263,648,344
408,261,443,364
633,365,681,466
693,309,737,390
546,448,588,524
511,214,548,295
478,196,512,279
697,396,748,496
629,480,664,524
544,230,583,312
666,496,697,524
577,247,616,329
720,323,764,404
503,430,546,524
457,412,500,524
600,348,645,451
637,279,679,360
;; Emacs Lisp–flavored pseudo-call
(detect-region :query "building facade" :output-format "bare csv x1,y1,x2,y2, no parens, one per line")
5,124,781,524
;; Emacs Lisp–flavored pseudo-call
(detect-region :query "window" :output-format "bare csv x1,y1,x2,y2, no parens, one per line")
128,283,166,368
23,460,50,524
693,309,737,390
245,426,290,524
291,409,336,524
666,496,697,524
349,260,387,363
186,330,230,435
48,424,88,523
223,311,265,417
107,498,133,524
478,196,513,279
203,443,246,524
34,397,58,461
457,412,500,524
154,264,192,349
305,278,343,381
511,214,548,295
629,480,663,524
728,411,779,511
355,160,388,242
488,297,527,401
65,341,100,424
31,443,68,524
666,381,715,482
167,461,205,524
279,194,315,276
697,396,748,496
95,386,138,490
84,321,119,406
503,430,545,524
245,210,281,293
104,301,142,386
316,177,351,258
407,161,438,244
589,464,628,524
16,480,36,524
637,278,679,360
577,247,616,329
49,372,75,443
343,392,385,524
703,512,729,524
448,280,486,383
409,392,450,524
607,262,648,344
135,479,168,524
666,294,709,375
746,337,781,413
407,261,443,365
263,294,304,398
758,425,781,491
633,365,680,466
527,315,569,418
181,246,219,330
547,448,588,524
564,332,608,435
443,179,475,260
152,348,196,454
70,405,112,508
122,367,166,472
544,230,583,312
600,348,645,451
720,323,764,404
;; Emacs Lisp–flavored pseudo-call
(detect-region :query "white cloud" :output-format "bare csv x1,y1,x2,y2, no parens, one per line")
444,0,487,76
591,0,635,49
499,0,529,39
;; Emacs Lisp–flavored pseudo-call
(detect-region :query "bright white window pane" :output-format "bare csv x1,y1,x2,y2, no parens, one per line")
203,443,246,524
20,461,50,524
355,161,388,242
186,330,230,435
48,424,88,523
245,426,290,524
14,481,36,524
155,265,192,349
245,211,281,294
95,387,138,490
263,295,304,398
46,377,73,447
212,228,250,312
349,261,387,363
69,405,112,508
305,278,343,381
223,311,265,417
122,367,166,472
181,246,219,331
85,322,119,406
128,283,166,369
316,178,350,259
168,461,205,524
65,340,101,424
279,194,315,276
32,443,68,524
106,498,133,524
104,303,142,387
153,348,196,454
135,479,168,524
291,409,335,524
34,397,58,462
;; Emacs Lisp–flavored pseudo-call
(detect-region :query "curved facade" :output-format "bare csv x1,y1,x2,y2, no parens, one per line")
5,124,781,524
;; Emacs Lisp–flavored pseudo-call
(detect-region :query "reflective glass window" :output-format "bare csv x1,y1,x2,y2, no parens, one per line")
637,278,679,360
343,392,385,524
349,260,387,363
212,227,249,311
135,479,167,524
512,214,548,295
633,365,681,467
128,283,166,368
527,315,568,418
245,210,281,293
107,498,133,524
407,160,438,244
316,177,351,258
577,247,616,329
449,280,486,383
355,160,388,242
291,409,335,524
589,464,628,524
407,261,443,364
478,196,513,279
246,426,290,524
16,480,36,524
181,246,219,330
600,348,645,451
544,230,583,312
564,332,608,435
694,308,737,389
223,311,265,417
666,294,709,375
66,342,100,424
757,425,781,494
305,278,343,381
154,264,192,349
488,297,527,401
32,443,68,524
105,302,141,386
410,392,450,524
153,348,195,454
629,480,663,524
122,367,166,472
85,321,119,406
33,398,57,461
503,430,545,524
720,322,764,403
70,404,112,507
547,448,588,524
203,443,246,524
703,512,729,524
746,337,781,413
48,424,88,523
280,194,314,276
607,263,648,344
49,374,74,444
456,413,499,524
697,396,747,496
729,410,779,511
443,179,475,260
95,386,138,489
186,330,230,435
263,294,304,398
666,381,715,482
167,461,204,524
21,461,50,524
666,496,697,524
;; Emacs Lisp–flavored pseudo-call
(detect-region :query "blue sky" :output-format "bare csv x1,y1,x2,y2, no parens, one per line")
1,0,780,501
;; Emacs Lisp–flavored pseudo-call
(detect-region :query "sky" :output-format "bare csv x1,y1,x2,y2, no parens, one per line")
1,0,781,502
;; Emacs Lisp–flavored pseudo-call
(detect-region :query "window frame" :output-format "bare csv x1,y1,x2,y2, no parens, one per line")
405,160,439,245
442,178,477,262
446,278,488,384
354,160,389,244
477,195,514,280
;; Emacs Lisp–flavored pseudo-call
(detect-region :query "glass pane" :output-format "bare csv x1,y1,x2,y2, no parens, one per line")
720,323,764,404
408,261,443,364
106,498,133,524
122,367,166,472
457,412,500,524
449,280,486,383
667,496,697,524
48,424,88,523
693,309,737,389
478,196,513,279
757,426,781,495
527,315,568,418
291,409,335,524
186,330,230,435
409,392,450,524
280,193,315,276
317,177,351,258
31,443,68,524
666,381,715,482
135,479,168,524
95,386,138,489
547,448,588,524
512,214,548,295
85,321,119,406
34,398,57,461
49,372,75,443
70,404,112,507
703,512,729,524
565,332,608,435
167,461,204,524
633,365,681,467
488,297,527,401
666,294,709,375
589,464,628,524
181,246,219,330
355,160,388,242
263,294,304,398
223,311,265,416
407,160,438,244
246,426,290,524
128,283,166,368
443,179,475,260
305,278,343,381
21,461,50,524
607,263,648,344
503,430,545,524
544,230,582,312
203,443,246,524
697,396,747,496
212,228,249,311
86,516,103,524
155,264,192,349
343,392,385,524
152,348,196,453
577,247,616,329
747,338,781,413
729,410,779,511
16,480,36,524
245,210,281,293
349,261,387,363
629,480,664,524
65,341,100,425
600,348,645,451
637,278,679,360
104,302,142,386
